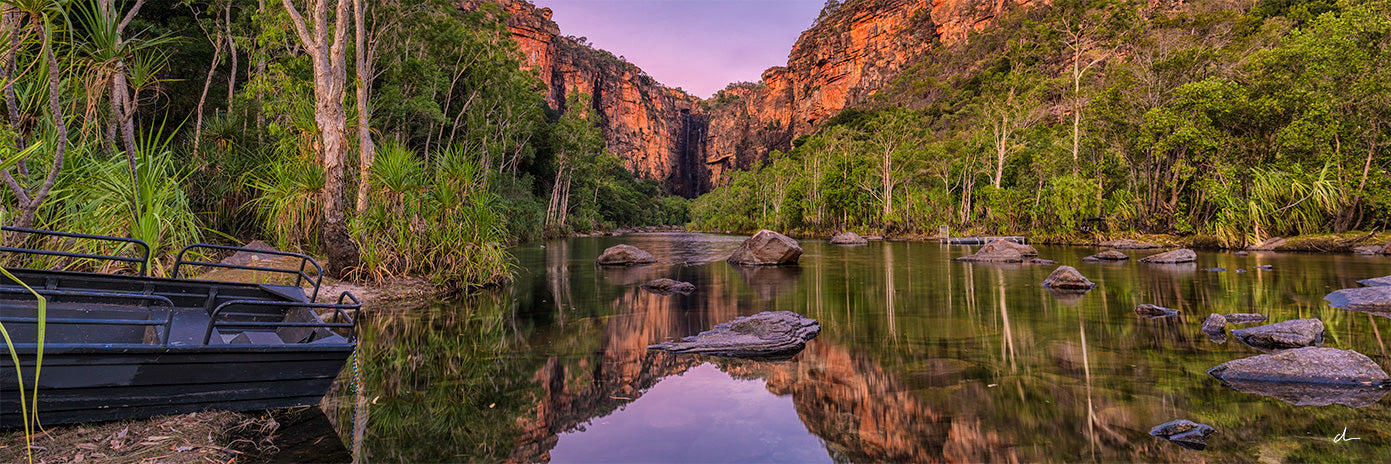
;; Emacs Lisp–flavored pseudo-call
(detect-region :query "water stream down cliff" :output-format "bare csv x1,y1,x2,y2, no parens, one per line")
459,0,1036,197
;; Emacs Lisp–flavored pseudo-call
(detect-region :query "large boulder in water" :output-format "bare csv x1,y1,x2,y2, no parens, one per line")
1232,319,1324,350
1081,250,1129,262
727,230,803,266
829,232,868,245
596,244,656,266
1139,248,1197,264
1041,266,1097,290
1208,347,1390,407
1208,347,1388,386
1150,420,1215,451
647,311,820,359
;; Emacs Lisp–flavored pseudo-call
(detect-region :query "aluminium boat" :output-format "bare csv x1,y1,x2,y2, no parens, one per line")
0,227,360,426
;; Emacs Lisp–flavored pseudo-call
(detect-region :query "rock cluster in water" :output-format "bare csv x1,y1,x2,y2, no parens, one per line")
727,230,803,266
1232,319,1324,351
641,278,696,295
1150,419,1215,450
596,244,656,265
647,311,821,359
1139,248,1197,264
829,232,868,245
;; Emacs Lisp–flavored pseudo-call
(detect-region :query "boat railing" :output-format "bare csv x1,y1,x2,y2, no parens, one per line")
172,244,325,302
0,287,175,346
201,291,360,346
0,226,152,276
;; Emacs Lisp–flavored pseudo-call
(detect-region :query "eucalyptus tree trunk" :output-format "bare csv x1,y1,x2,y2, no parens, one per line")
352,0,375,213
282,0,360,277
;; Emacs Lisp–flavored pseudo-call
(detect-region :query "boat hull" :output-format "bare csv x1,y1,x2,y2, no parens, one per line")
1,345,353,427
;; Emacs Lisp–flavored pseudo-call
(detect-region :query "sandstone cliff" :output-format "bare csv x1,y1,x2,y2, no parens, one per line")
465,0,1039,195
458,0,711,197
703,0,1038,185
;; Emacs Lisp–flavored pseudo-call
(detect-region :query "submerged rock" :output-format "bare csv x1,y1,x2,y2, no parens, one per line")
1358,275,1391,287
1224,313,1268,324
1233,251,1250,257
1099,239,1162,249
1139,248,1197,264
1150,420,1215,451
1202,313,1228,339
641,278,696,295
1135,304,1180,318
1325,286,1391,316
1232,319,1324,350
647,311,820,359
1207,347,1388,386
1256,265,1273,270
1081,250,1129,262
1204,267,1227,272
829,232,868,245
1041,266,1097,290
596,244,657,266
1234,269,1247,273
727,230,803,266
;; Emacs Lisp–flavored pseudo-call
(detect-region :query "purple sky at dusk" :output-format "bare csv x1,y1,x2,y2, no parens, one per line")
533,0,826,99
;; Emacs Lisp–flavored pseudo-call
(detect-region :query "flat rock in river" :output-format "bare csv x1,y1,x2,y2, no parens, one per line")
1207,347,1388,386
1231,319,1324,350
1139,248,1197,264
727,230,803,266
647,311,820,359
1081,250,1129,262
1216,378,1389,408
1325,286,1391,316
596,244,657,266
1359,275,1391,287
1224,313,1268,324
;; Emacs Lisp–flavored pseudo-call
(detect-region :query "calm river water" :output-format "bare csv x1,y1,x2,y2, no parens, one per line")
322,233,1391,462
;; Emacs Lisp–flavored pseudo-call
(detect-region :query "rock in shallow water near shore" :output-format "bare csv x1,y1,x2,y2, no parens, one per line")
647,311,820,360
829,232,868,245
1325,286,1391,315
1139,248,1197,264
1081,250,1128,262
596,244,656,265
727,230,803,265
1150,419,1215,450
1202,313,1228,341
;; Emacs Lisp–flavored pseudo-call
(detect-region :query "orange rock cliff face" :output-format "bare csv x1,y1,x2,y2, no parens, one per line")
461,0,1037,196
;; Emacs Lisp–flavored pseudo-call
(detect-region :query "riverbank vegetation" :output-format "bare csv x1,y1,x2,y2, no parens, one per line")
0,0,685,292
690,0,1390,248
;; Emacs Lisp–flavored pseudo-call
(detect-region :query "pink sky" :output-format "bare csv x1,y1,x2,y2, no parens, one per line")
533,0,826,99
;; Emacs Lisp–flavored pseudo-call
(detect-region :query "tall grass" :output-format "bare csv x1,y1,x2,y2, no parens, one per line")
0,268,46,464
350,143,513,291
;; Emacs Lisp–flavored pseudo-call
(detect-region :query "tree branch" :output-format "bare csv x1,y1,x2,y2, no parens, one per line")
116,0,143,34
280,0,317,56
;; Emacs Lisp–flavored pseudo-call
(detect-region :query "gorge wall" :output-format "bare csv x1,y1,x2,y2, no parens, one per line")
465,0,1037,196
